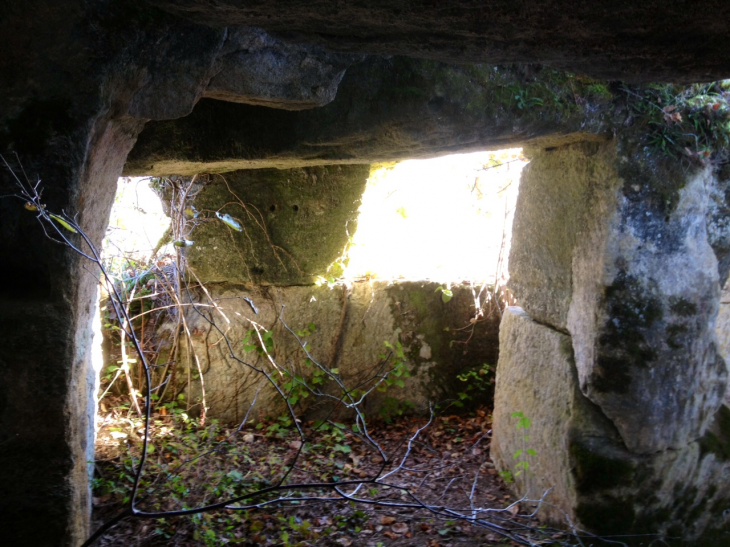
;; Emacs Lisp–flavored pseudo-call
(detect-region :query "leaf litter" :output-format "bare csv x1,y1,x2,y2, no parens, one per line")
92,402,537,546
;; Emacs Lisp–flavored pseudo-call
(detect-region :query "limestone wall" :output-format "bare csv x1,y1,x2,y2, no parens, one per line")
156,281,500,424
180,165,369,285
493,307,730,542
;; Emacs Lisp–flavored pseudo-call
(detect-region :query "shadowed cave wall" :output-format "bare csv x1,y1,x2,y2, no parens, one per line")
4,1,730,545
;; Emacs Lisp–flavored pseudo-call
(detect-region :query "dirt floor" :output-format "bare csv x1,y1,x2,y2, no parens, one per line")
90,401,567,546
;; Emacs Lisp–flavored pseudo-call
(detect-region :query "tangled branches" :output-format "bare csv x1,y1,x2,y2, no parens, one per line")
2,156,631,547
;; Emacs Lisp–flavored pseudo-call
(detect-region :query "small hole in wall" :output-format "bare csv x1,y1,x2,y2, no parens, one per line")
292,204,300,212
269,204,277,212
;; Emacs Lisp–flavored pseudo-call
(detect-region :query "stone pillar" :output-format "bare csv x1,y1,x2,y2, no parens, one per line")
493,140,730,542
0,114,144,545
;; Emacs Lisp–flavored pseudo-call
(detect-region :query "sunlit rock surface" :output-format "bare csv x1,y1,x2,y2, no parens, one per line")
154,282,499,423
496,137,730,542
494,307,730,544
509,141,727,454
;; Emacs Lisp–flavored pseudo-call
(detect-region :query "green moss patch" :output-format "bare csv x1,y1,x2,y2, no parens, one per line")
569,439,634,495
593,270,662,394
699,405,730,462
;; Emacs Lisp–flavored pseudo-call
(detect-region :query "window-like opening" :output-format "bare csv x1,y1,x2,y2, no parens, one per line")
342,149,526,286
103,177,170,267
103,149,526,289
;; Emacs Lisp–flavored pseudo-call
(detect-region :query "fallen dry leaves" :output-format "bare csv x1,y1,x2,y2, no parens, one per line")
93,403,535,546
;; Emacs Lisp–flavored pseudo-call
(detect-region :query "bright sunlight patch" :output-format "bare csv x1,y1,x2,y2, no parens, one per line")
341,149,527,285
103,177,170,266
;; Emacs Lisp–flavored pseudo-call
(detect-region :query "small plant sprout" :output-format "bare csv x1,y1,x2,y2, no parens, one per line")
454,363,492,407
510,411,536,479
435,285,454,303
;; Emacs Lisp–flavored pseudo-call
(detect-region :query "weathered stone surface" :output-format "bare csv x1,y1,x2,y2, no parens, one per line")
177,165,369,285
716,281,730,404
124,58,611,175
493,307,730,544
147,0,730,84
508,140,620,330
3,0,730,543
509,140,728,454
202,27,355,110
705,163,730,284
159,282,499,423
491,307,587,522
573,162,726,453
127,25,356,120
0,114,143,545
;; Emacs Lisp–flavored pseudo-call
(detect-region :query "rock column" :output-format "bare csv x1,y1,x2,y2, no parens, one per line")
493,140,730,542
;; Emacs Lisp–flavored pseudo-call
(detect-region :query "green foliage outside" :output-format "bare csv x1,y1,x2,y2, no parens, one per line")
453,363,493,408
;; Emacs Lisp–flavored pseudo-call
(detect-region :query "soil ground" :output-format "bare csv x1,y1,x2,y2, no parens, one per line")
91,402,558,546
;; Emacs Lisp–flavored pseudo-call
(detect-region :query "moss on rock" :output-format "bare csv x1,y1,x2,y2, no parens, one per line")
569,438,635,495
593,271,663,394
183,165,369,285
699,405,730,462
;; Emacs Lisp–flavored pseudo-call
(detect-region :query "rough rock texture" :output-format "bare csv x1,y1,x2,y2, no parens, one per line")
572,161,725,454
498,138,730,542
203,27,356,110
124,58,610,175
0,115,143,546
146,0,730,84
177,165,368,285
491,307,585,523
157,282,500,423
705,163,730,285
508,139,619,330
128,27,356,120
509,140,727,454
3,0,730,544
493,307,730,544
718,281,730,403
